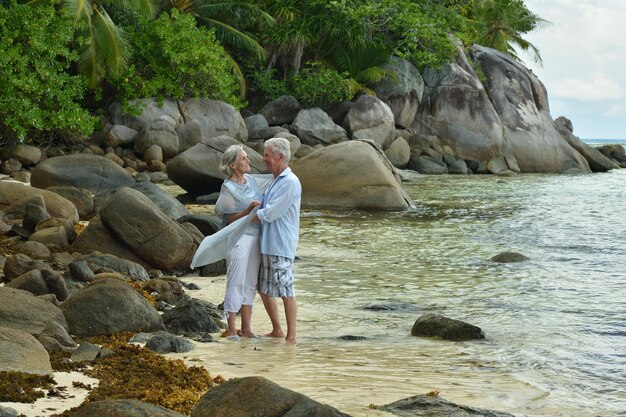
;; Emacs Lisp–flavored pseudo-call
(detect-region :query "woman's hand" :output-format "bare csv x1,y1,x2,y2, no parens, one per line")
247,200,261,214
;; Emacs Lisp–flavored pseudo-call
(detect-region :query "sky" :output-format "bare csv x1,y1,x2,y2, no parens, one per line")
520,0,626,139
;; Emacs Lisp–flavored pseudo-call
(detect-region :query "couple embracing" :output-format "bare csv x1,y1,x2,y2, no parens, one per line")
210,138,301,345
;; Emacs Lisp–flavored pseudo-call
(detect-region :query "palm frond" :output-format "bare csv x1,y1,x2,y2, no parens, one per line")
195,14,266,62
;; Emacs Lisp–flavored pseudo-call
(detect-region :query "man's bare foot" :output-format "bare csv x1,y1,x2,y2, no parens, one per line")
264,330,285,338
239,331,257,338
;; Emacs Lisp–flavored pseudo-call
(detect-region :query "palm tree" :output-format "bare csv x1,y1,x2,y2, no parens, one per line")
24,0,156,88
470,0,549,64
165,0,273,96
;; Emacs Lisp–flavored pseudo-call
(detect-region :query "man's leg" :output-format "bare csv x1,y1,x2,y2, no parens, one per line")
282,296,297,344
259,292,285,338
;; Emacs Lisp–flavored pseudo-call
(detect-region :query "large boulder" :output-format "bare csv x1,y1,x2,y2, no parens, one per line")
260,95,301,126
131,181,189,220
135,116,180,159
191,376,351,417
291,140,414,210
0,144,43,166
414,47,507,165
71,216,149,267
76,253,150,282
0,287,75,349
374,57,425,128
71,399,187,417
179,98,247,143
0,326,52,375
60,277,165,336
31,154,135,195
0,182,78,223
344,95,396,149
99,187,199,271
166,136,265,195
108,98,183,132
291,108,349,146
471,45,590,173
555,117,615,172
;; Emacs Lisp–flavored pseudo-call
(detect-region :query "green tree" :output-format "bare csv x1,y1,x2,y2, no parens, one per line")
0,1,96,143
25,0,156,88
110,9,244,108
470,0,548,64
165,0,274,96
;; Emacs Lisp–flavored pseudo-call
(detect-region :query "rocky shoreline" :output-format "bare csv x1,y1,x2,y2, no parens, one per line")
1,43,625,417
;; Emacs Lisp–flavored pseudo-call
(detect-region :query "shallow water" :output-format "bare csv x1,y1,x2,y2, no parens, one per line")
173,169,626,417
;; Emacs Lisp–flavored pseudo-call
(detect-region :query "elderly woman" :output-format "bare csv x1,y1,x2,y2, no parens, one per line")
214,144,263,340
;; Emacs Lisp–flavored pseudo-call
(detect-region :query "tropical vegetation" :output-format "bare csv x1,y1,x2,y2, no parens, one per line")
0,0,547,145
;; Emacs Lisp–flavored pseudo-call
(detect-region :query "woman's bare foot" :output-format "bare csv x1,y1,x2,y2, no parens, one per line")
239,330,257,338
264,330,285,338
285,337,297,345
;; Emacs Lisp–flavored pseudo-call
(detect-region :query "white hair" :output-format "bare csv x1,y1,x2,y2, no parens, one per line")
264,137,291,163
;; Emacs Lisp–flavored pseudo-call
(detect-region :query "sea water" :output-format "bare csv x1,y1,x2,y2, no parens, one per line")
173,155,626,417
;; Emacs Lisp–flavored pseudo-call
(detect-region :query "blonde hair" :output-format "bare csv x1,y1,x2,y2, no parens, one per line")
220,144,244,176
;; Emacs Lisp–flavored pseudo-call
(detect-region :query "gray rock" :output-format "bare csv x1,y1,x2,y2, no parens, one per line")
5,269,48,296
177,119,206,153
131,181,189,220
0,326,52,375
385,137,411,169
200,260,226,276
28,226,69,247
471,45,590,173
71,342,102,362
0,405,19,417
68,260,96,282
555,117,615,172
344,95,396,149
411,313,485,341
108,98,183,132
0,287,73,348
71,399,186,417
47,186,95,219
374,56,424,128
16,240,51,258
166,135,265,195
76,252,150,282
11,170,31,184
135,115,180,159
105,124,139,147
1,158,21,175
292,108,349,146
0,186,78,223
145,332,194,354
31,154,135,196
490,252,529,263
99,187,199,271
179,98,247,143
61,277,165,336
176,214,220,237
381,394,515,417
143,144,163,163
291,140,414,210
260,95,301,126
163,299,222,334
0,144,43,166
191,376,351,417
408,155,448,175
3,253,50,281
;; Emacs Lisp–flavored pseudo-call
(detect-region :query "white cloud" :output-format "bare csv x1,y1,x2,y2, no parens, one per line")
552,76,625,102
520,0,626,138
604,104,626,117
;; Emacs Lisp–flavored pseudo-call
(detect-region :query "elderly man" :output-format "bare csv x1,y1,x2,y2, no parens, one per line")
253,137,301,345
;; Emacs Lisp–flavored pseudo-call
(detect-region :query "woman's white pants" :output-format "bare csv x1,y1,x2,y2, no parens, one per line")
224,234,260,313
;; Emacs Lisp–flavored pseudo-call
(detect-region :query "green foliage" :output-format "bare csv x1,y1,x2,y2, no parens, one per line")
109,9,245,109
250,68,289,102
292,63,355,108
468,0,549,64
252,63,355,108
0,0,97,143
